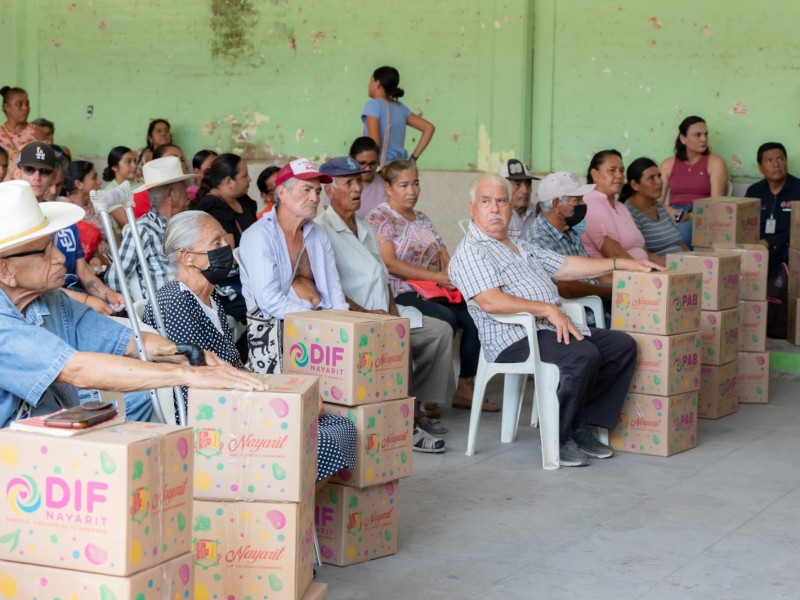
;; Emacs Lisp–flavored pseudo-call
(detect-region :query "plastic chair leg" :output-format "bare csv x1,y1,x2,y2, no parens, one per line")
500,374,526,443
531,385,540,428
465,366,489,456
537,378,561,470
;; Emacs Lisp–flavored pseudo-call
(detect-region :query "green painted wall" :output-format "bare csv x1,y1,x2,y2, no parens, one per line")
1,1,797,181
1,0,532,171
533,0,800,180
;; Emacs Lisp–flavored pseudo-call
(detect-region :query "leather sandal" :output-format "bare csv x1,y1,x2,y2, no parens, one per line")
452,395,501,412
422,402,442,418
416,416,448,435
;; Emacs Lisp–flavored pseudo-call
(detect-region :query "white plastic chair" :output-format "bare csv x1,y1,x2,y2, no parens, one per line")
458,219,470,235
465,300,585,470
562,295,605,330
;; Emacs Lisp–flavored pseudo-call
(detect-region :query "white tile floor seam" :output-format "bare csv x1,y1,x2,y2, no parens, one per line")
317,375,800,599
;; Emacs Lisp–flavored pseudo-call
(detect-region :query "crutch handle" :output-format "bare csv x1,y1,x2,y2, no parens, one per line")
90,181,135,213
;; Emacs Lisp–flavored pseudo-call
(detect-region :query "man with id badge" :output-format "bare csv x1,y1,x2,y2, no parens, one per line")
745,142,800,273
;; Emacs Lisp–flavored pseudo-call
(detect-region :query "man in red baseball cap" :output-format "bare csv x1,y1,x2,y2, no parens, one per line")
238,157,347,323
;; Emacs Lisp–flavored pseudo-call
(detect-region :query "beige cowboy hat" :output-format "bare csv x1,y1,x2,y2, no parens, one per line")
0,180,84,254
134,156,194,193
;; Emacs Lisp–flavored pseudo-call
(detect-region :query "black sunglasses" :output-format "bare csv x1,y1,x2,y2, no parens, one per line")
21,165,54,177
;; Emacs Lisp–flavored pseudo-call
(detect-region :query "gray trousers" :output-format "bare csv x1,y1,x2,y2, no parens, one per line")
409,316,453,405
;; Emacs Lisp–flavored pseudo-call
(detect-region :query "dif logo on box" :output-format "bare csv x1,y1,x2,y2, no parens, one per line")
7,474,109,517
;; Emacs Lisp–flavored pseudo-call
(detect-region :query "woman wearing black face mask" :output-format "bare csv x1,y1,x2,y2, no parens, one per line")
142,211,241,420
143,210,357,482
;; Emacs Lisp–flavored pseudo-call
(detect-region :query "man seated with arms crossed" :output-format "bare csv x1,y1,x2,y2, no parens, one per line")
316,156,453,453
525,171,611,325
239,158,348,319
745,142,800,275
449,173,661,467
0,180,265,428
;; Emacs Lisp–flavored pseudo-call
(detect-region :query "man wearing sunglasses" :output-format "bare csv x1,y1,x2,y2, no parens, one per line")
11,142,124,316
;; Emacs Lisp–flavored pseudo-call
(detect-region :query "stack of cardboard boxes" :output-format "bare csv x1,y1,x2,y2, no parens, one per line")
787,204,800,344
609,270,702,456
0,422,195,598
283,309,413,567
666,251,742,418
712,243,771,404
190,375,323,599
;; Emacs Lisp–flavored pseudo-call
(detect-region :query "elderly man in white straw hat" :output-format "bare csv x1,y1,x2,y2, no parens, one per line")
0,180,266,429
107,156,193,299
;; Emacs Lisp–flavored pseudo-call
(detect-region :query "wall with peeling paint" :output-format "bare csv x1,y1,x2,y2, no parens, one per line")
532,0,800,181
1,0,532,173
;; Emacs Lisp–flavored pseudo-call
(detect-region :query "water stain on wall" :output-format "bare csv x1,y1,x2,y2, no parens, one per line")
210,0,263,67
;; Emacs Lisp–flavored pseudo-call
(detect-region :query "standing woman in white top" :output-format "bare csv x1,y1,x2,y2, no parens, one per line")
362,66,435,165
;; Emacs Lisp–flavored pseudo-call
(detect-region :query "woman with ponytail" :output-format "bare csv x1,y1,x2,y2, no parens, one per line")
362,66,435,164
102,146,137,190
195,153,256,249
62,160,120,262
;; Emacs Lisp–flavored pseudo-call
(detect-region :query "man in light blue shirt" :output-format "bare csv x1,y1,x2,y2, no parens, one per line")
0,180,265,428
239,158,348,319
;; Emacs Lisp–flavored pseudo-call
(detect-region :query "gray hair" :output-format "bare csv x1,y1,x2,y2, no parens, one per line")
274,176,299,208
538,196,556,213
162,210,215,268
149,181,185,207
468,173,510,204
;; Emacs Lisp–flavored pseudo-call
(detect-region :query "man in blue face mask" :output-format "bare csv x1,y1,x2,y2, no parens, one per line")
524,171,611,325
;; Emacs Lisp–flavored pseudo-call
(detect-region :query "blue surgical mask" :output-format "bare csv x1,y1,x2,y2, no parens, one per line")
571,220,587,237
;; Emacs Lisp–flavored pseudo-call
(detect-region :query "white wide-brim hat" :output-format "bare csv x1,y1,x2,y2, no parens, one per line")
134,156,194,193
0,180,85,254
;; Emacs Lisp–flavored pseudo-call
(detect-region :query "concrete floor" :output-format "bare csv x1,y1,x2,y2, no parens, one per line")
317,373,800,599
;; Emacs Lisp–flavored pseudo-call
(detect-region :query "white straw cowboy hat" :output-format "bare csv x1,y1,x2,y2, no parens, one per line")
0,180,84,254
134,156,194,192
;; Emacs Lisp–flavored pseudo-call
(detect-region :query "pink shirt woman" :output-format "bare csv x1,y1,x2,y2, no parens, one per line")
0,86,36,177
581,149,649,263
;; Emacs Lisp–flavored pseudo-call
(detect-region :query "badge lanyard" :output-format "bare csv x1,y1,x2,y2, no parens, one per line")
765,195,778,235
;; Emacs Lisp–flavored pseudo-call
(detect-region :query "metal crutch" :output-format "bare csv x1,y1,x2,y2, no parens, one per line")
90,182,188,426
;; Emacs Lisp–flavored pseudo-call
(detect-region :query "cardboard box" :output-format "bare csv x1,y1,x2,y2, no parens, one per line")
284,310,410,406
611,271,701,335
788,296,800,345
698,361,739,419
315,481,399,566
700,307,740,366
789,248,800,298
303,582,329,600
0,422,192,575
190,375,318,503
193,495,314,600
711,243,769,301
627,331,701,396
0,552,193,599
739,300,767,351
791,203,800,251
323,397,413,488
738,352,771,404
609,391,697,457
692,197,760,247
666,251,741,310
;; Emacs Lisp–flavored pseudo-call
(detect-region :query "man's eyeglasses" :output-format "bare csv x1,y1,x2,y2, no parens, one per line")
2,240,54,259
357,160,379,169
21,165,54,177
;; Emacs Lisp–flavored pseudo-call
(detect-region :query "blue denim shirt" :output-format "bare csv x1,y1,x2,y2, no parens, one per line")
0,288,132,428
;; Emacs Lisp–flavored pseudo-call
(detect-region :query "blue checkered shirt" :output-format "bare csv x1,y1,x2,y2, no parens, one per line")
524,214,598,285
449,222,591,362
106,209,171,300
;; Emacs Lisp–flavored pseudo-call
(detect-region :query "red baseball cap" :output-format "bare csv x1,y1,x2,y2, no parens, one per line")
274,158,332,186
